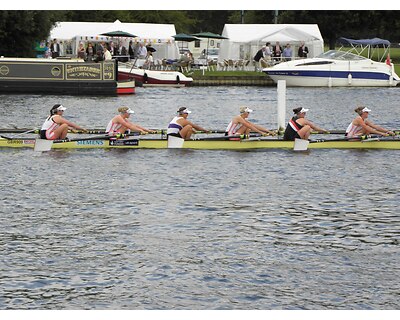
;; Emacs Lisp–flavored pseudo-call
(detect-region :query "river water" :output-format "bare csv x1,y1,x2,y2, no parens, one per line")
0,86,399,310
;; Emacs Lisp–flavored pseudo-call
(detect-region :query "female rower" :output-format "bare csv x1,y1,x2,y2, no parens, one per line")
283,107,327,141
106,107,155,136
345,106,395,138
225,106,275,136
167,107,208,140
40,104,87,140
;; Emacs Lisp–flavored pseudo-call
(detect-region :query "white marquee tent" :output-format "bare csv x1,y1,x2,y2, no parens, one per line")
219,24,324,61
49,20,180,59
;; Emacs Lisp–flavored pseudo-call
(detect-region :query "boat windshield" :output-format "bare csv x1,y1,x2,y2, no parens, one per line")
316,50,367,61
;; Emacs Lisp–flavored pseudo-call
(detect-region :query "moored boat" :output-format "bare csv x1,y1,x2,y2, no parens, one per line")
263,37,400,87
0,57,135,95
118,62,193,87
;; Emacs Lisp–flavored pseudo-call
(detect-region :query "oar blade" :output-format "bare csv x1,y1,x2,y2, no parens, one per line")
167,135,184,148
293,138,310,151
34,139,53,152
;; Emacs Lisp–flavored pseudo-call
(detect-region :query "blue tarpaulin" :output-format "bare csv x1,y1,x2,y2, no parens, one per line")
339,37,391,46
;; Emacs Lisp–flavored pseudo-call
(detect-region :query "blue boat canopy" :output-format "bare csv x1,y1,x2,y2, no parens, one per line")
339,37,391,46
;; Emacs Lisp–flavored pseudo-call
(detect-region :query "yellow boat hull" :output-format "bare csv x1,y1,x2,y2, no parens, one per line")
1,138,399,150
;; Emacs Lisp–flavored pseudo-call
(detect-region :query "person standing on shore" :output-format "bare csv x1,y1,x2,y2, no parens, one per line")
298,42,309,58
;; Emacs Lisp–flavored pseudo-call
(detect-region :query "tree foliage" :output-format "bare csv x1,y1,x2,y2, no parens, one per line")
279,11,400,49
1,10,399,57
0,11,60,57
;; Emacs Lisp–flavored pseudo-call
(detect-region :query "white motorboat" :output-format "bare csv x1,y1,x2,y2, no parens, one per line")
263,37,400,87
118,62,193,87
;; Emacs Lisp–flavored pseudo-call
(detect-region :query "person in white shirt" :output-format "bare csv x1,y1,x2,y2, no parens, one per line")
103,46,112,60
143,51,154,69
264,42,272,61
138,43,147,59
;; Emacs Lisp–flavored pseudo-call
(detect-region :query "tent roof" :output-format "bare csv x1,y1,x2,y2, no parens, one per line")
221,24,323,43
256,26,320,43
50,20,177,40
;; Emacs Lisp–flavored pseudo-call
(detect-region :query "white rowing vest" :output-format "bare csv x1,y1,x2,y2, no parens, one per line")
225,121,242,135
41,115,59,132
167,116,183,135
106,119,122,134
346,122,363,138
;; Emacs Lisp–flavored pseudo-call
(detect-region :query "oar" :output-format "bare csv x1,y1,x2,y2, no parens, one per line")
0,128,39,138
0,128,244,135
292,135,396,151
0,128,40,134
193,133,274,141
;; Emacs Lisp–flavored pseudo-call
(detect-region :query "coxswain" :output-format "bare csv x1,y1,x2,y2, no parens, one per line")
106,107,155,136
40,104,86,140
167,107,208,140
283,107,327,141
345,106,395,138
225,106,275,137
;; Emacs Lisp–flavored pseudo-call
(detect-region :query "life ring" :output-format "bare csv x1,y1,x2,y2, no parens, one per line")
143,73,148,83
176,75,180,84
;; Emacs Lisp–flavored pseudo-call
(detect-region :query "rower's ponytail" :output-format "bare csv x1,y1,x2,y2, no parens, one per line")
292,107,302,114
354,106,364,115
50,104,62,115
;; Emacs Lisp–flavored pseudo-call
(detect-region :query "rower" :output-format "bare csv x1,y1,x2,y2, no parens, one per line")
167,107,208,140
106,107,155,136
225,106,275,137
345,106,395,138
283,107,327,141
40,104,87,140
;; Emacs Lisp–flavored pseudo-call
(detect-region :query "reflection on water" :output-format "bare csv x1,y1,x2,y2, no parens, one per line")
0,88,399,310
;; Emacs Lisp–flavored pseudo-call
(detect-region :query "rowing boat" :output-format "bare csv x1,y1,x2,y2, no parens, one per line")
1,136,399,150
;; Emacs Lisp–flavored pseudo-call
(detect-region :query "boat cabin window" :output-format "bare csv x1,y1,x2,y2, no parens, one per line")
296,61,334,66
317,50,366,61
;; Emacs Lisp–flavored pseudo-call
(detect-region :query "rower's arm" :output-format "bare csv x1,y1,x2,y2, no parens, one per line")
239,119,264,134
133,124,154,133
127,123,147,133
187,121,207,132
252,122,276,135
357,119,386,135
59,117,86,131
308,120,327,133
366,120,394,135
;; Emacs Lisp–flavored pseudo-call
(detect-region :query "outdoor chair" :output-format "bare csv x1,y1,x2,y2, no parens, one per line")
179,61,189,73
236,59,244,70
218,61,227,71
162,59,172,71
227,59,236,70
207,60,217,71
